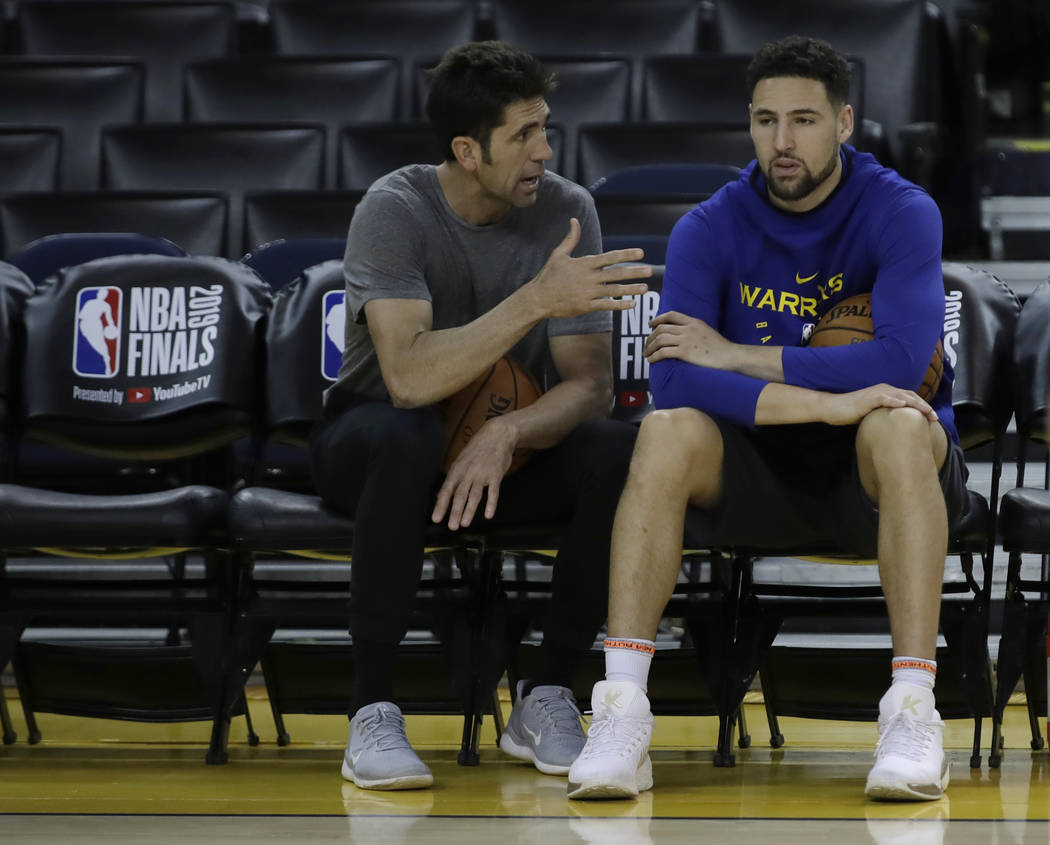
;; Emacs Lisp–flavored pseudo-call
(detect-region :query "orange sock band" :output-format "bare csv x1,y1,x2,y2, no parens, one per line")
891,658,937,675
604,638,656,656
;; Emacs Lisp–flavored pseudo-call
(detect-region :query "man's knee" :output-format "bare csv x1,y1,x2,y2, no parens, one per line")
857,407,935,460
631,408,723,485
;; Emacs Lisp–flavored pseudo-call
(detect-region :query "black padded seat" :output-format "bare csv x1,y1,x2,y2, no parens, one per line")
18,1,236,122
1000,488,1050,551
0,128,61,195
0,60,143,189
1,191,229,259
0,483,228,549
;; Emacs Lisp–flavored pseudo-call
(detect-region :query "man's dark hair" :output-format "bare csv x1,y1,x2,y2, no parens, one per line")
426,41,556,164
745,35,851,109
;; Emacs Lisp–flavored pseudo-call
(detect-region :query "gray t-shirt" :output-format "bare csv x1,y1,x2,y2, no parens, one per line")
329,164,610,402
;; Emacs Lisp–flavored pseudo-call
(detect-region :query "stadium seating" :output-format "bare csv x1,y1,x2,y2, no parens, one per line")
241,237,345,291
0,129,61,197
101,125,326,258
577,123,754,191
991,277,1050,767
593,193,710,265
269,0,477,119
184,57,401,188
1,192,229,259
242,190,363,256
489,0,703,119
17,1,237,121
0,60,143,189
0,254,271,761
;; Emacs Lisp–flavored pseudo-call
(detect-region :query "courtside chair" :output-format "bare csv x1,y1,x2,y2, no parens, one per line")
0,261,34,480
17,1,237,122
242,190,363,257
241,237,346,292
0,254,271,763
225,260,504,765
692,263,1019,768
269,0,477,120
185,56,401,189
991,276,1050,767
0,129,60,196
0,59,143,189
489,0,702,120
8,232,185,287
101,124,326,259
1,192,229,259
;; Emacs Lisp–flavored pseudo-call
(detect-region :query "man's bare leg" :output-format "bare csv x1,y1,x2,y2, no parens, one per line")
856,405,952,801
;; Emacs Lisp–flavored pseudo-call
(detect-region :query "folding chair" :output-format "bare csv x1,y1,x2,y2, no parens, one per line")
241,238,346,291
991,276,1050,766
0,254,271,763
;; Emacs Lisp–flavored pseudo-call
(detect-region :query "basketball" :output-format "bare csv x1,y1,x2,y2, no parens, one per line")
103,325,119,340
439,355,542,473
808,293,944,402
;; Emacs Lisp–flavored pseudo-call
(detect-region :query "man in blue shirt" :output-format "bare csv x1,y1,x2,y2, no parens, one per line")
568,35,968,802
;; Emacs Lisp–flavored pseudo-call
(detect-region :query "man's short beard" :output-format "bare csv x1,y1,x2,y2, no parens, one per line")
766,148,839,202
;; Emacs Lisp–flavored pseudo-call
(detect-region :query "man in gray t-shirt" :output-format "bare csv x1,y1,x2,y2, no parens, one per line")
310,42,651,791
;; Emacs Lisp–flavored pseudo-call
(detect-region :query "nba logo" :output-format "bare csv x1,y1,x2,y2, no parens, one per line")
321,290,345,381
73,286,122,378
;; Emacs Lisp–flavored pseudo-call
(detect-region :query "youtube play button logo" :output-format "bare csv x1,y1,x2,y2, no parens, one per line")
619,390,645,408
128,387,153,404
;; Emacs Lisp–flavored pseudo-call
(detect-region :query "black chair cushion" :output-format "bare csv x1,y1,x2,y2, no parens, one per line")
0,483,228,548
999,487,1050,552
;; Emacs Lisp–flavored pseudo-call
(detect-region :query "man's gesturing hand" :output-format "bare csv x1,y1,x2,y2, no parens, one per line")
529,218,651,318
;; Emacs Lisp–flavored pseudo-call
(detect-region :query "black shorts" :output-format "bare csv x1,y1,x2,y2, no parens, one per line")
689,419,970,558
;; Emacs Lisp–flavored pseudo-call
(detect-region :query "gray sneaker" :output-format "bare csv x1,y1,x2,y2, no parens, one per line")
499,680,586,775
341,701,434,790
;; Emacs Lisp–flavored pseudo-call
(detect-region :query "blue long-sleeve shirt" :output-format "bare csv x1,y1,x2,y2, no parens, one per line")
652,146,957,443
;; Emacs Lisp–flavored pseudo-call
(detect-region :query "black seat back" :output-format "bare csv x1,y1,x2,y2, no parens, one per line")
0,129,60,196
243,190,363,255
18,1,236,121
1,191,229,258
0,59,143,189
185,57,400,188
102,125,326,258
21,254,271,459
1012,277,1050,443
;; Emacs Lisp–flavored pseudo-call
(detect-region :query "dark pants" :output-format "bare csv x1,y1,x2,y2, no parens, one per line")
309,396,637,710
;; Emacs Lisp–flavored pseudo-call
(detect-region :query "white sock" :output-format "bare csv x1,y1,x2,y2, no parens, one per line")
891,655,937,691
603,637,655,692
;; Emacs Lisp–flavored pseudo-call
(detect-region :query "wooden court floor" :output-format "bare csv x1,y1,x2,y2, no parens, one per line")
1,687,1048,843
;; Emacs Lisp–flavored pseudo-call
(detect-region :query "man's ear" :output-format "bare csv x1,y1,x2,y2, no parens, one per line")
838,103,855,145
450,135,479,172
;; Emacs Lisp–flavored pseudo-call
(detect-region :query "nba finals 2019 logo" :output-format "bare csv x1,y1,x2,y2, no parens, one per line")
322,290,345,381
618,290,660,409
74,286,123,378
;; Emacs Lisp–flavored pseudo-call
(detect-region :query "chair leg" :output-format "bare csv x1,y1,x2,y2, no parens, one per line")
714,708,737,767
261,653,291,746
736,704,751,749
0,691,16,744
970,716,983,770
490,689,505,743
241,691,259,747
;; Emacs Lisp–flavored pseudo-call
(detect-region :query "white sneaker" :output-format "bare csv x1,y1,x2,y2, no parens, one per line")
567,680,654,800
341,702,434,790
865,684,949,801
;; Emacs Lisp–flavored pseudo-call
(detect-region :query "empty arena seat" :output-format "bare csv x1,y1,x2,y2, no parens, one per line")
590,163,740,196
1,191,229,259
338,123,565,190
241,238,346,291
8,232,186,286
577,123,754,191
242,190,363,255
489,0,702,118
594,196,708,265
102,124,326,258
17,1,237,121
0,253,272,761
0,60,143,189
270,0,477,119
184,57,401,188
0,129,61,196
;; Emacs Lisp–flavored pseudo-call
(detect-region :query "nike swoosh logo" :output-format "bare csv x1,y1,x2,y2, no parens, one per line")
523,724,542,745
796,272,818,285
348,748,362,768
